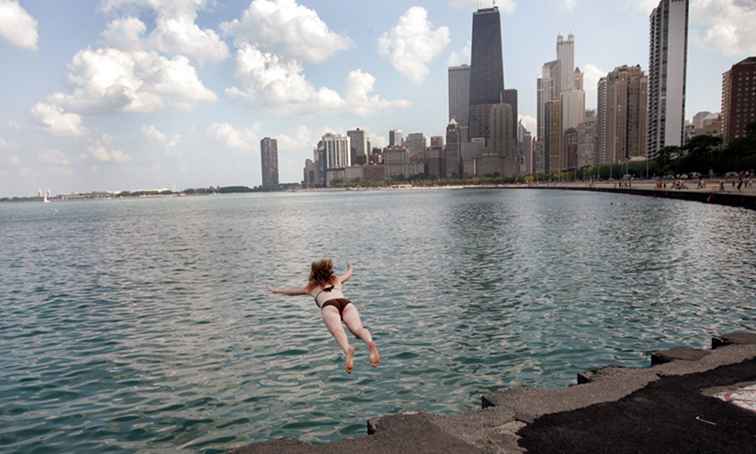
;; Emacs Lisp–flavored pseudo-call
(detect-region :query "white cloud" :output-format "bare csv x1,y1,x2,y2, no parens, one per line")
207,122,259,152
627,0,756,57
0,0,39,49
49,47,216,114
448,0,516,14
226,43,343,112
519,114,536,135
344,69,411,116
581,64,606,108
103,0,229,63
221,0,350,64
226,44,409,115
31,102,85,137
102,17,146,50
89,134,130,162
38,149,71,167
447,41,471,66
559,0,577,11
142,124,180,147
379,7,450,84
692,0,756,56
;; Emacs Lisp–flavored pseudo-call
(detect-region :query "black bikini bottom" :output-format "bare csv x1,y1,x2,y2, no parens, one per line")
321,299,352,317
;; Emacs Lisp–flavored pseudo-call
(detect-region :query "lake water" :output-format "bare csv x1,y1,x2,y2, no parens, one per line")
1,189,754,453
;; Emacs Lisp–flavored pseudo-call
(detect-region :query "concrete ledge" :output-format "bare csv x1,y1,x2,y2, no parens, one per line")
233,335,756,454
712,331,756,349
523,186,756,210
651,347,710,365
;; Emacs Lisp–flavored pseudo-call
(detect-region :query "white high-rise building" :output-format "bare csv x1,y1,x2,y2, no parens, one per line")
537,60,560,141
448,65,471,126
648,0,689,159
317,133,351,170
557,34,575,93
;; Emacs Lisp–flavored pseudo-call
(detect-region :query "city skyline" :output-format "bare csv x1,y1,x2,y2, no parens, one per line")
1,0,754,196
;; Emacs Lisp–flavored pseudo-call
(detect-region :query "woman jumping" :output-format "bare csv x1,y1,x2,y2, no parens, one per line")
271,259,381,374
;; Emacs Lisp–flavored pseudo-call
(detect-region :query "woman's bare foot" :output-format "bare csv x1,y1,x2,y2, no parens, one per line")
345,346,356,374
368,342,381,367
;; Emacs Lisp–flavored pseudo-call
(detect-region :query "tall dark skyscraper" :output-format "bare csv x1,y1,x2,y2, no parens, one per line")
468,7,504,140
260,137,279,190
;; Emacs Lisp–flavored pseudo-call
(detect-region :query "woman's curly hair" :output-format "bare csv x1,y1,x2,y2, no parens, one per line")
309,259,335,286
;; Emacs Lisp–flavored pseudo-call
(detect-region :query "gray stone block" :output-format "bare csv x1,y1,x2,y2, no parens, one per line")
712,332,756,349
651,347,710,366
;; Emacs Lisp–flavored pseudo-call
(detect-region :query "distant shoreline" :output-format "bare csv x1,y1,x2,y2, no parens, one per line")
3,181,754,210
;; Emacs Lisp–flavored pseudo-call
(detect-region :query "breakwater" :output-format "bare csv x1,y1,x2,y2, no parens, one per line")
233,331,756,453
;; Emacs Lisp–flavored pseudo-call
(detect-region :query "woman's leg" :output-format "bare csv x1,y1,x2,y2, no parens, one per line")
321,306,355,373
342,304,380,367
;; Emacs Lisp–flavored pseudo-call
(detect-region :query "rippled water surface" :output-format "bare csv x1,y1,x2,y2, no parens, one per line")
1,190,755,452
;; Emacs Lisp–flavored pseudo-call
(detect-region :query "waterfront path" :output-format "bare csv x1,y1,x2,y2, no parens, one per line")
232,332,756,453
499,180,756,210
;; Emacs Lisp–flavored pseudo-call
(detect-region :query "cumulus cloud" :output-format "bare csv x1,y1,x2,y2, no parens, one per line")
221,0,350,64
692,0,756,56
226,43,343,112
142,124,180,147
628,0,756,56
519,114,536,135
102,17,146,50
89,134,130,162
448,0,516,14
379,7,450,84
48,47,216,114
207,122,260,151
31,102,85,137
344,70,411,116
0,0,39,49
448,41,471,66
226,44,409,115
103,0,229,63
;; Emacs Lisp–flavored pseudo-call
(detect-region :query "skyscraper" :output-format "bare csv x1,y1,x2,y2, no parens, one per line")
546,99,562,173
597,77,609,164
347,128,368,166
260,137,279,190
317,133,351,171
405,133,427,158
449,64,471,126
721,57,756,144
389,129,403,147
600,65,648,163
577,111,598,168
648,0,689,159
445,120,463,178
561,89,586,131
502,89,518,140
469,7,504,140
557,34,575,93
538,60,560,171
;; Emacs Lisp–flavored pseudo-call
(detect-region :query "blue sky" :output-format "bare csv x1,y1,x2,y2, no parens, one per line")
1,0,754,196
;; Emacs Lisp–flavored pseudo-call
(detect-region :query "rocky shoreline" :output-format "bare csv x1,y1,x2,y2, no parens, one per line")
233,331,756,453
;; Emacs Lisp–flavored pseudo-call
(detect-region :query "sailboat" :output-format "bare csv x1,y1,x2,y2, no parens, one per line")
43,190,51,203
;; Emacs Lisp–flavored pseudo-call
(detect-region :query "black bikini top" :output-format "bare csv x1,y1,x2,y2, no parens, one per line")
313,285,335,304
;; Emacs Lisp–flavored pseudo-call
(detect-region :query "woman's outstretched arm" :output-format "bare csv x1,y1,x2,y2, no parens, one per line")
338,263,353,284
271,287,309,296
